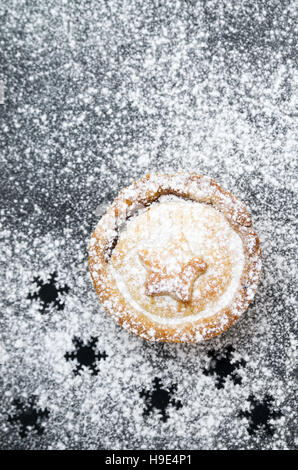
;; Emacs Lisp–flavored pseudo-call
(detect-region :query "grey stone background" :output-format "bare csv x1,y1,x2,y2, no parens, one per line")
0,0,297,449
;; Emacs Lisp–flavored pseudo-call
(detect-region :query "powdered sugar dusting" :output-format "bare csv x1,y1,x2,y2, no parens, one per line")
0,0,297,450
109,200,245,324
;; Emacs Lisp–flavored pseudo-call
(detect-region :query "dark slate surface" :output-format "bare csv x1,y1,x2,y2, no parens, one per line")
0,0,297,449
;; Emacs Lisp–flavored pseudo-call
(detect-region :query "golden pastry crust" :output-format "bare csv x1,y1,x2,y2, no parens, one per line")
88,173,262,343
138,233,208,303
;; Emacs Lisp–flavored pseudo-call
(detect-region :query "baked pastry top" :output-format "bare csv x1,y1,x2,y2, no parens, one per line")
89,173,261,343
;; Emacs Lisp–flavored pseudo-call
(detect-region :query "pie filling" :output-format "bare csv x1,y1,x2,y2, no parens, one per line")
107,196,245,325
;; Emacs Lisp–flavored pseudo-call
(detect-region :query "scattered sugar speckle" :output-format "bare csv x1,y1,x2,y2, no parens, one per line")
0,0,297,450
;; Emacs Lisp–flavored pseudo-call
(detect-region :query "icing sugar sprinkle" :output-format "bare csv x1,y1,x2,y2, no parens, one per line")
107,198,246,328
0,0,297,450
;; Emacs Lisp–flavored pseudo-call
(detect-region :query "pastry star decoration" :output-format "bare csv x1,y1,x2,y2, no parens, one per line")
138,233,207,303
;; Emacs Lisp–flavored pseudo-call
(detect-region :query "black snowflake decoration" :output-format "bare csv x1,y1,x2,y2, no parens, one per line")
8,396,49,438
203,345,246,389
65,336,108,376
239,394,282,436
140,377,182,422
27,271,69,312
